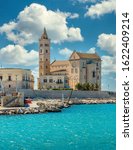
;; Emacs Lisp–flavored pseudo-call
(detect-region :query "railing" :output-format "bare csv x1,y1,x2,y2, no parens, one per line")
56,82,63,84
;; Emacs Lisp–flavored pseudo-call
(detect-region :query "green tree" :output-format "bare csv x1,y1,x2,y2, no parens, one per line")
75,83,83,90
90,83,95,91
94,83,99,91
86,83,91,90
82,83,88,90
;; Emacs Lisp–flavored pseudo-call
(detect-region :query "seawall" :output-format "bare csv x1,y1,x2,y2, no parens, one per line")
19,89,116,99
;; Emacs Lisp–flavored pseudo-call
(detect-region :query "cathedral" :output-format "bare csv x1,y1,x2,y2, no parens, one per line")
38,28,101,90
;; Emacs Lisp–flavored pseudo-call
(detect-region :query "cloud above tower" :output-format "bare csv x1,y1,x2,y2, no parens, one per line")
59,48,73,58
0,3,83,46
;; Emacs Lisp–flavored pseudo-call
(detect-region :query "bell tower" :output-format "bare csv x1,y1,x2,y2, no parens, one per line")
39,28,50,77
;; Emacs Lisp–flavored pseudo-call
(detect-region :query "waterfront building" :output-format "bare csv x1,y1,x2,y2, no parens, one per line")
0,68,34,92
38,28,101,90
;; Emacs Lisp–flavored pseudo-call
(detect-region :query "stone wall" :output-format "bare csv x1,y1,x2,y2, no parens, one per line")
1,92,24,107
19,89,116,99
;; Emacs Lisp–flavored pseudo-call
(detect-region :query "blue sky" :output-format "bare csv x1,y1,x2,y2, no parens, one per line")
0,0,116,91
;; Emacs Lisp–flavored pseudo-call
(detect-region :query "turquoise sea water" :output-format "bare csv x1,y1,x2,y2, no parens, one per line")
0,104,116,150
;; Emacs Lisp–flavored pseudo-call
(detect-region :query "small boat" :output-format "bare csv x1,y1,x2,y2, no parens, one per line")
24,98,32,104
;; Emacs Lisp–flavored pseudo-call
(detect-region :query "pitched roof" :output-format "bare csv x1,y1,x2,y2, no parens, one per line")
76,52,101,60
50,60,69,66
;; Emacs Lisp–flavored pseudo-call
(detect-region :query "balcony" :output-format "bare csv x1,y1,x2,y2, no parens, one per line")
56,81,63,84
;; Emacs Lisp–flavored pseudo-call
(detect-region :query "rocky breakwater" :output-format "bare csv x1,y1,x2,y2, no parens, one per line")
0,99,70,115
0,98,115,115
70,98,116,105
36,99,70,112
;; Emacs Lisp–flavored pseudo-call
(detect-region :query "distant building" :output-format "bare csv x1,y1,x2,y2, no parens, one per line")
38,28,101,90
0,68,34,92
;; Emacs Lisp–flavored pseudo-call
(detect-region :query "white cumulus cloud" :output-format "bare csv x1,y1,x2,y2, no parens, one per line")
0,45,38,66
56,9,79,19
101,55,115,74
97,33,116,55
87,47,96,53
59,48,73,58
0,3,83,46
69,13,79,19
85,0,116,18
96,33,116,74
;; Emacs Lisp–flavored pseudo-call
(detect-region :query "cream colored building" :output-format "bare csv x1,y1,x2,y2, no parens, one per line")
0,68,34,92
38,28,101,90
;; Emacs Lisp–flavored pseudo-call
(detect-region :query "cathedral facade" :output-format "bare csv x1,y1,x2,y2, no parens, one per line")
38,29,101,90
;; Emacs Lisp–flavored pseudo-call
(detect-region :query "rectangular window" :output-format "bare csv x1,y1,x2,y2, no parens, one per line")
60,79,63,83
83,62,84,66
92,71,95,78
0,76,2,81
45,44,49,47
43,79,47,83
49,79,53,83
46,50,48,53
8,76,12,81
82,62,85,68
56,79,63,84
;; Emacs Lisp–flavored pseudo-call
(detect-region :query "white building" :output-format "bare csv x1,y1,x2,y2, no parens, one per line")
0,68,34,92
